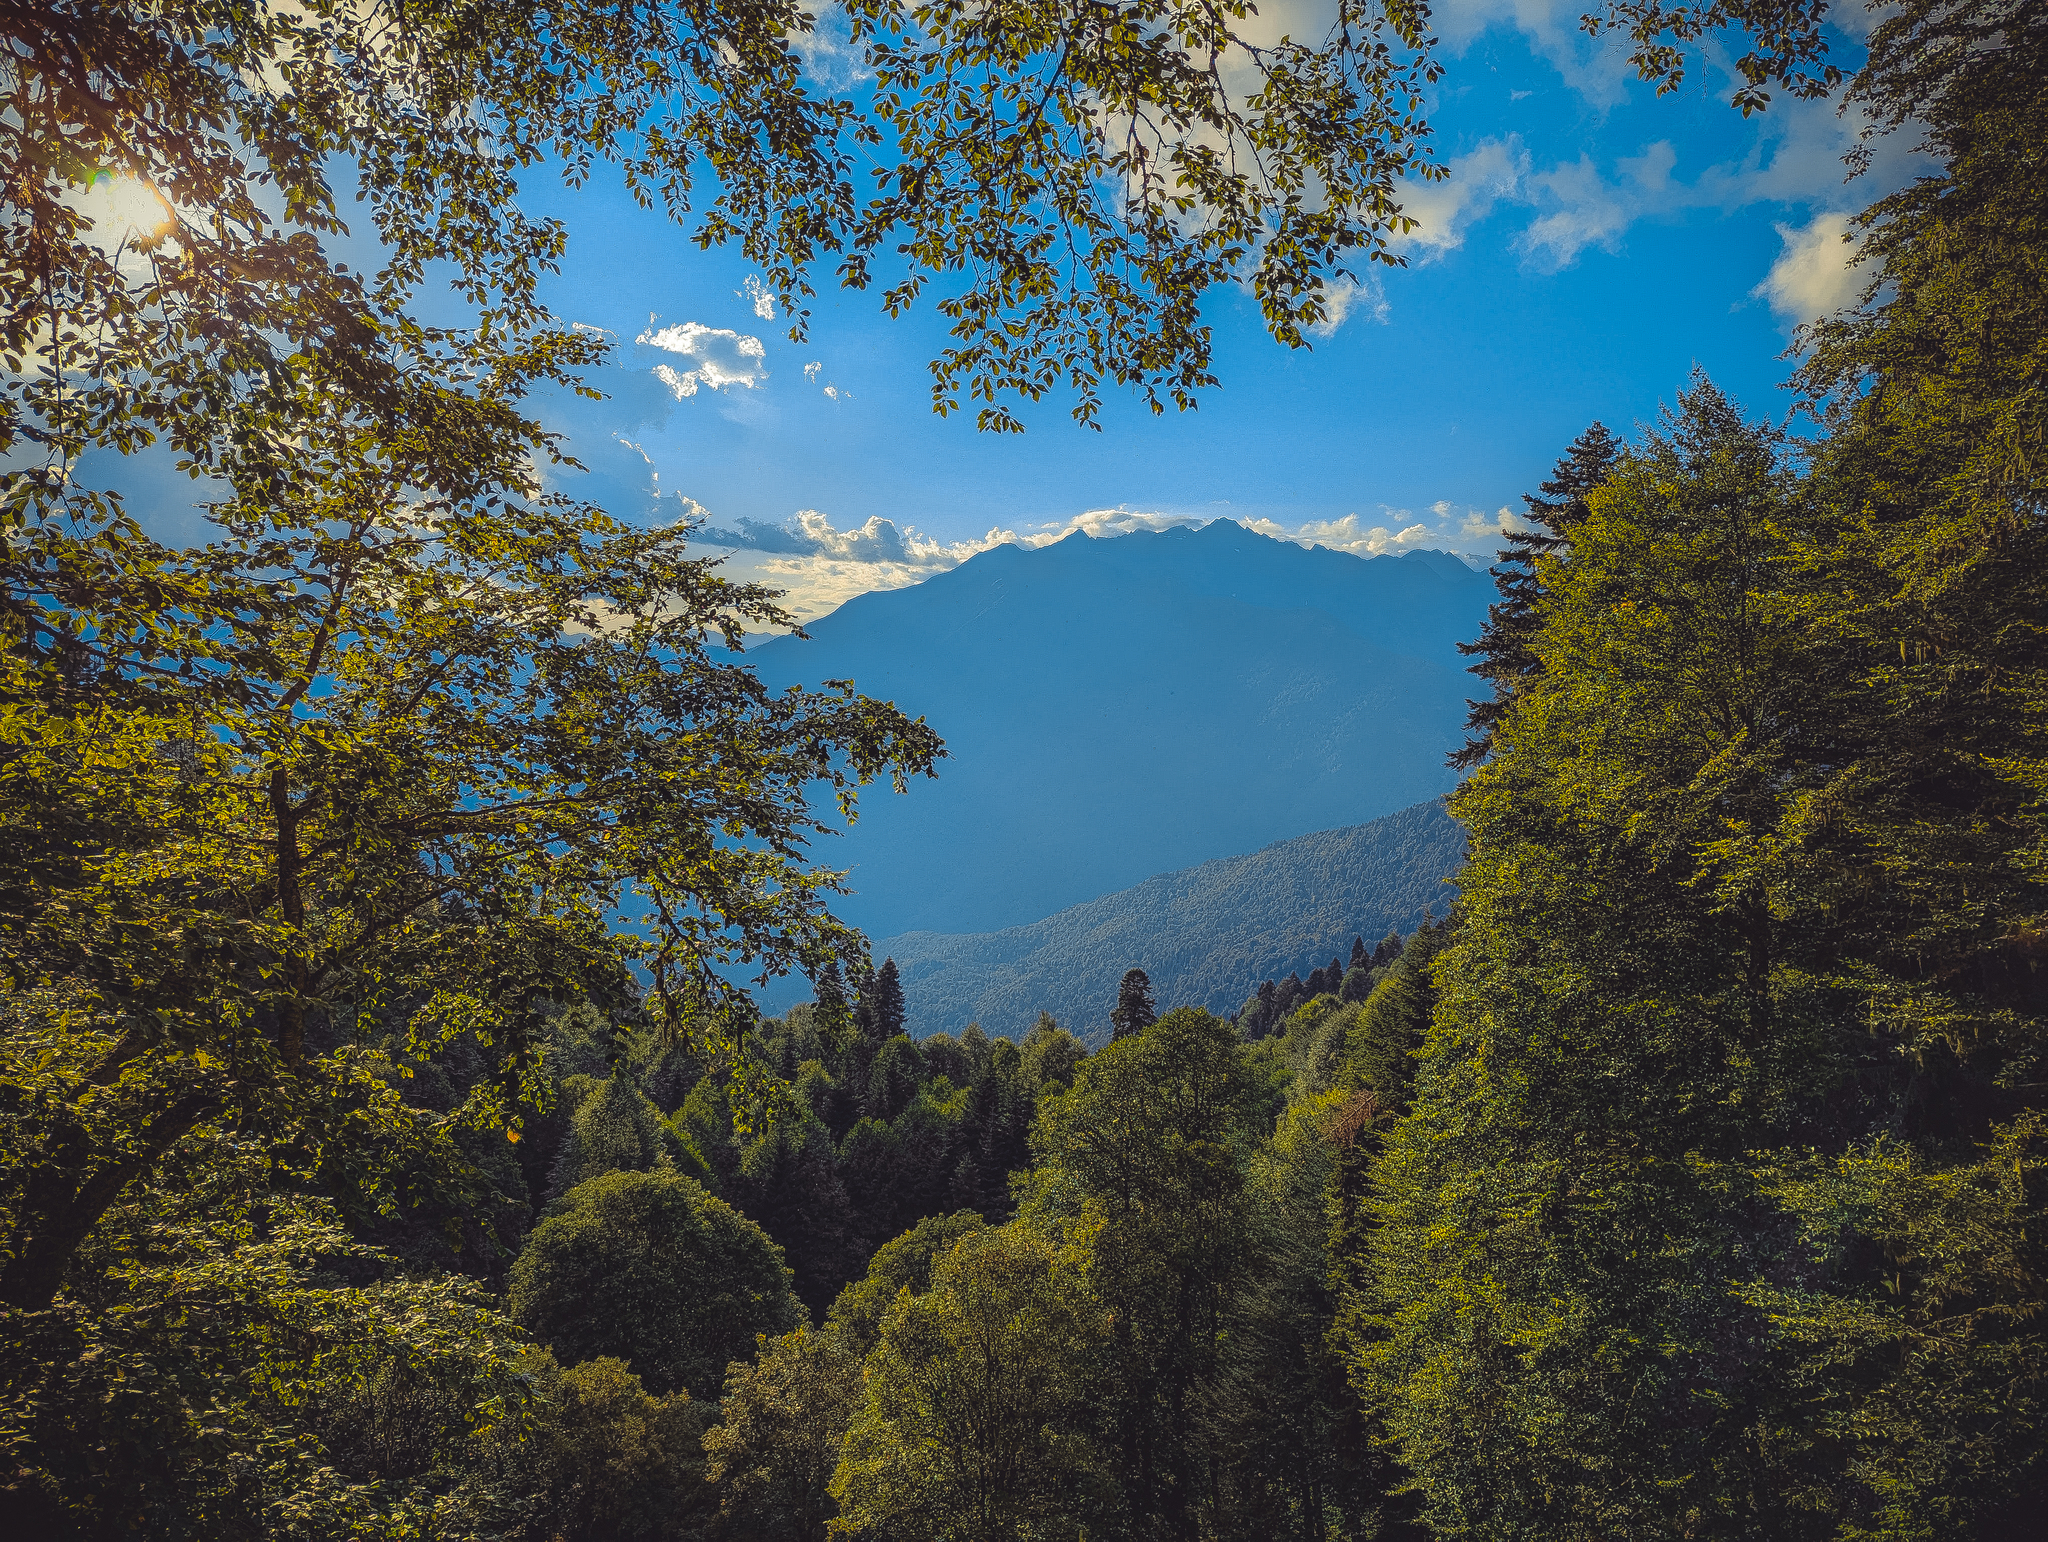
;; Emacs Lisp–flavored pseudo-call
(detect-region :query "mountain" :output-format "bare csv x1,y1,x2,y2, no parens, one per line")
872,799,1467,1044
742,521,1494,941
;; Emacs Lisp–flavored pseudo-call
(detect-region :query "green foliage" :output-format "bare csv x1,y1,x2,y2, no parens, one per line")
548,1072,688,1201
694,1010,1052,1305
11,4,2030,1536
1027,1006,1273,1536
1020,1015,1088,1092
0,1136,534,1539
1199,1094,1410,1539
705,1325,864,1542
729,1107,862,1316
1111,968,1158,1039
1345,362,2048,1537
830,1223,1109,1539
1334,920,1450,1109
508,1170,800,1397
1452,422,1621,767
1351,383,1848,1539
864,1035,926,1122
827,1210,991,1358
492,1354,714,1542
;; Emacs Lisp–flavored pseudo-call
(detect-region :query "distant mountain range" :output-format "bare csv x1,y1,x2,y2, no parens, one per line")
872,799,1467,1044
742,522,1495,943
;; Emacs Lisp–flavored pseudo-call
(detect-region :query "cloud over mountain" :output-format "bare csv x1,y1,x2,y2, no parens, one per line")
686,505,1503,620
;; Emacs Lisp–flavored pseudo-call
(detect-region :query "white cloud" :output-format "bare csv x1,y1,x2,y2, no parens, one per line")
636,320,769,397
1752,211,1866,324
1241,513,1438,556
1401,96,1923,276
1392,138,1529,260
741,275,778,321
685,500,1531,619
1432,0,1638,108
1380,5,1928,273
1310,273,1390,333
1515,154,1632,269
791,2,872,87
1459,505,1529,543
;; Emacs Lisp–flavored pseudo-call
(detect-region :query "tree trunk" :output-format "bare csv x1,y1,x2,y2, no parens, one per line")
0,1091,216,1310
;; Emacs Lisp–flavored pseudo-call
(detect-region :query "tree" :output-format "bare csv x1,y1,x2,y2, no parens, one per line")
1349,936,1370,972
1019,1015,1088,1094
498,1354,715,1542
1201,1095,1414,1541
1110,967,1158,1040
728,1107,863,1313
830,1224,1109,1541
813,959,851,1035
1354,382,1837,1539
547,1071,686,1202
1350,368,2048,1536
1335,923,1448,1113
867,959,908,1047
508,1169,801,1397
0,0,1890,1322
864,1036,926,1123
1027,1007,1269,1539
827,1209,991,1358
705,1324,864,1542
1451,421,1620,767
0,1133,536,1538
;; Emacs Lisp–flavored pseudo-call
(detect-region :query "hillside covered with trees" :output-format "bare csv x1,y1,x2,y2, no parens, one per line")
6,0,2046,1539
865,799,1466,1041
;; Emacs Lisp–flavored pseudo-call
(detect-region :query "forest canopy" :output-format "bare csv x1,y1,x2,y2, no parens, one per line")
5,0,2046,1538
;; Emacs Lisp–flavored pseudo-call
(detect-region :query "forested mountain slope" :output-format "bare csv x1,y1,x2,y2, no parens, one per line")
742,522,1492,937
870,799,1466,1042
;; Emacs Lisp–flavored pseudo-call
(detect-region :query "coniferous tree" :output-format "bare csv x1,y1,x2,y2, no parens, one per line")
1451,421,1621,768
1350,358,2048,1536
848,960,879,1049
1274,973,1307,1022
1110,967,1158,1039
867,959,907,1046
1245,979,1279,1038
813,957,849,1030
1350,936,1370,972
1354,386,1822,1537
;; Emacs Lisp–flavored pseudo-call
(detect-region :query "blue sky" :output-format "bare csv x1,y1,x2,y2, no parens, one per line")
92,2,1915,616
512,2,1917,619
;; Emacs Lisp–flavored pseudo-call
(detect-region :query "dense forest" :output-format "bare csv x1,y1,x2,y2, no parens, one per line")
872,799,1467,1043
6,0,2047,1538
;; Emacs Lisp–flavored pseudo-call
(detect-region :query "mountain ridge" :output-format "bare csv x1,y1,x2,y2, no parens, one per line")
741,523,1494,939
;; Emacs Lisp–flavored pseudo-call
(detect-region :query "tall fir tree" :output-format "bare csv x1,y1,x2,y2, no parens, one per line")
1350,362,2048,1538
1111,967,1159,1040
868,959,907,1045
1451,421,1620,768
